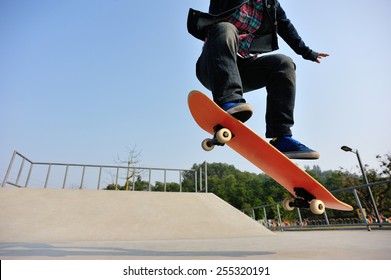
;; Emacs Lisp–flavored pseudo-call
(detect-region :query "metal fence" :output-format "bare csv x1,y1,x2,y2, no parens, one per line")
243,180,391,231
1,151,208,192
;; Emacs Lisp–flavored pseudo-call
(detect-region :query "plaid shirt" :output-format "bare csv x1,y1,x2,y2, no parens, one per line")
226,0,264,58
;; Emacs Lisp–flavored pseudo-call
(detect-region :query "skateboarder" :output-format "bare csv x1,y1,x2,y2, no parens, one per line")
188,0,329,159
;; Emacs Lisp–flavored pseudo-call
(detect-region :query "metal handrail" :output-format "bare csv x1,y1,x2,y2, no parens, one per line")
2,151,203,192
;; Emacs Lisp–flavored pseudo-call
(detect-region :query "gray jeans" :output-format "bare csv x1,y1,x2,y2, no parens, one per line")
196,22,296,138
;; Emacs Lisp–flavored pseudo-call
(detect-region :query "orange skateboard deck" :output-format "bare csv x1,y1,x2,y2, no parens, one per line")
188,90,353,213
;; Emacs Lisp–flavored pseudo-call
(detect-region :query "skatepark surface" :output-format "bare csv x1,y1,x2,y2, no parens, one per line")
1,230,390,260
0,187,390,260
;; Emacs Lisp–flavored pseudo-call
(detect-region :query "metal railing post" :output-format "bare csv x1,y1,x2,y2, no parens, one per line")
199,165,202,191
97,167,102,190
2,151,17,187
25,164,33,188
148,169,152,191
15,158,25,186
194,171,198,192
164,170,167,192
276,203,283,232
204,161,208,192
323,210,330,225
44,164,52,189
296,208,303,226
115,168,119,190
179,171,182,192
80,166,86,189
263,207,267,226
62,165,69,189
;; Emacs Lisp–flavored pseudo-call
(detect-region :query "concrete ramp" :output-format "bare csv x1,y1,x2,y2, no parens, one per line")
0,188,272,242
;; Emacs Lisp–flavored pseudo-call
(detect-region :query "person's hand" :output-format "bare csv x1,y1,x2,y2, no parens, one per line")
315,53,329,63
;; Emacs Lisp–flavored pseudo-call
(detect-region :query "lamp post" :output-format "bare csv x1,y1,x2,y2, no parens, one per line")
341,146,381,225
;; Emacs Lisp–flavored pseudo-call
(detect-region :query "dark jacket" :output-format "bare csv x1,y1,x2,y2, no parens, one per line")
187,0,318,61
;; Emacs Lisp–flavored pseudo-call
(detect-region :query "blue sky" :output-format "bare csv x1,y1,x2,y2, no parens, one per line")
1,0,390,184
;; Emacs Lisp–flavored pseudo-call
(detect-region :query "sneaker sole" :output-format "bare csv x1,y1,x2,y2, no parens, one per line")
284,150,320,160
227,104,253,123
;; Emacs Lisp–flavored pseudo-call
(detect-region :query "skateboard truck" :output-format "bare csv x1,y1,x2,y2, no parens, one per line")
201,125,234,151
282,187,325,215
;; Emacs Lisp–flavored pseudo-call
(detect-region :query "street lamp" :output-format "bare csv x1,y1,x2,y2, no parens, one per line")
341,145,381,225
341,146,353,152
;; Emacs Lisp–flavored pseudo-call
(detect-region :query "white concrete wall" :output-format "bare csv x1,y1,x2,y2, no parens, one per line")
0,188,272,242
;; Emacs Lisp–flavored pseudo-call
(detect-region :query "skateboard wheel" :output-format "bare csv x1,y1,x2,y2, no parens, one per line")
215,128,232,144
310,199,325,215
201,138,214,151
282,198,295,211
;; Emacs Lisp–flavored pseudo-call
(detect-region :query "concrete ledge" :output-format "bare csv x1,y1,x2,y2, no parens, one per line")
0,188,272,242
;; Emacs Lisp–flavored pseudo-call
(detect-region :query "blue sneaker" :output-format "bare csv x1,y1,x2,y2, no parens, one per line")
221,100,253,122
269,136,320,160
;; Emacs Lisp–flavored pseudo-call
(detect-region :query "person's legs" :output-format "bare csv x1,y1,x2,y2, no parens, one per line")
196,22,243,106
238,54,319,159
238,54,296,138
196,22,253,121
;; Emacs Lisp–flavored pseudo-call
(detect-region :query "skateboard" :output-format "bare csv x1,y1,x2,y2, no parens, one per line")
188,90,353,214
